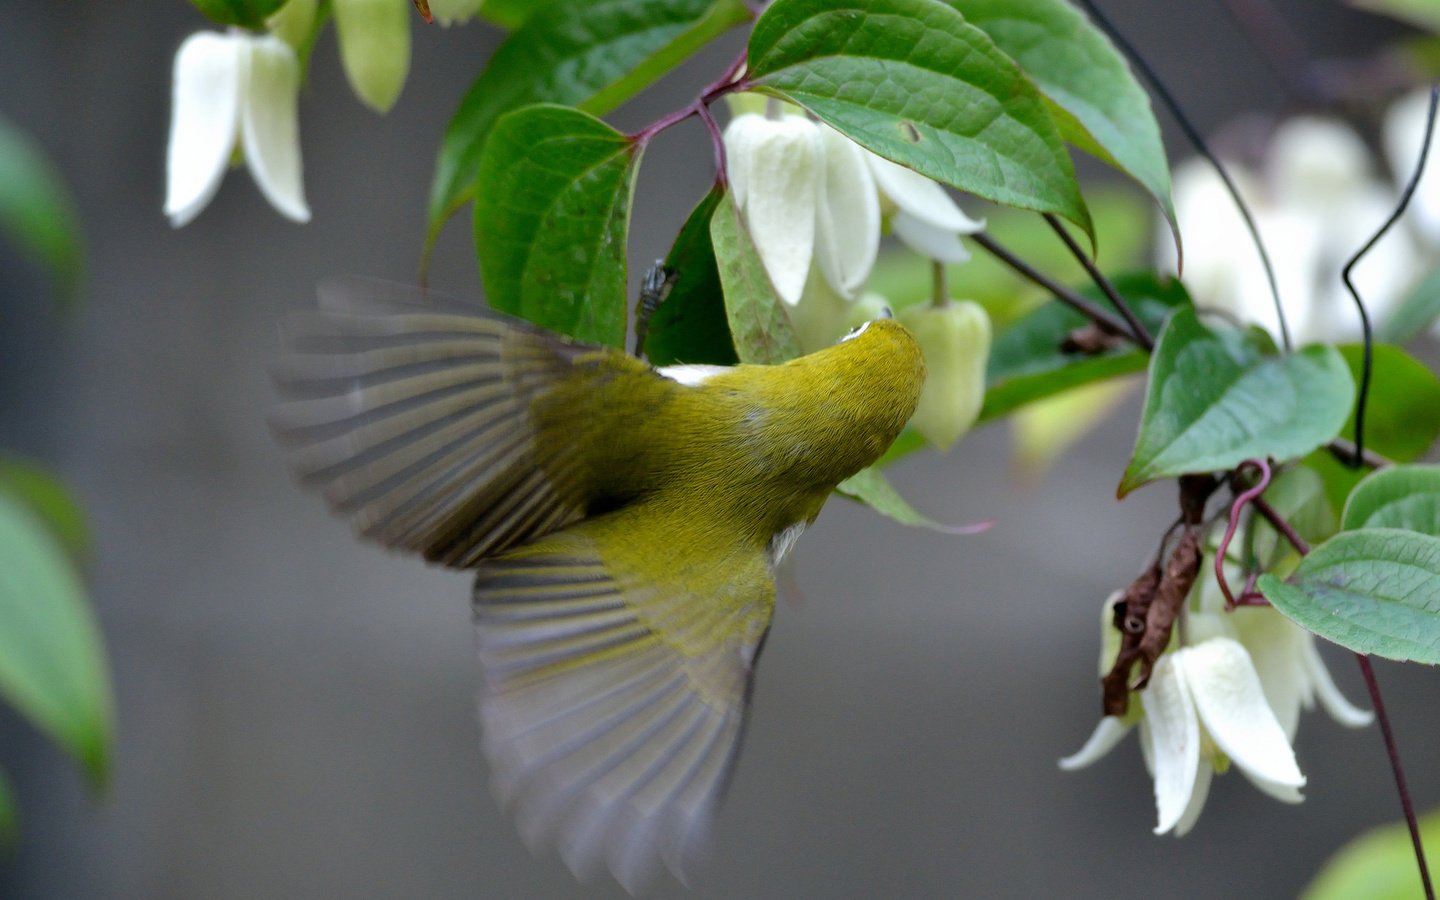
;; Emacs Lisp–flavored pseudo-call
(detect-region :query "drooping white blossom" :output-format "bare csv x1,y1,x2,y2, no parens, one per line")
164,31,309,227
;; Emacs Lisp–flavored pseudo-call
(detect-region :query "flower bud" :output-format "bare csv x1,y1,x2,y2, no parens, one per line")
897,299,990,451
333,0,410,113
427,0,483,25
267,0,319,49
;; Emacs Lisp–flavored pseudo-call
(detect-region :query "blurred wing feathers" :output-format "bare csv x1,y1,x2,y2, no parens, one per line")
473,529,773,891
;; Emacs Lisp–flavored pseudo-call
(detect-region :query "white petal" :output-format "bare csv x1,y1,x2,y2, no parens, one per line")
1300,635,1375,728
891,212,971,264
866,152,984,233
1233,608,1310,740
1172,759,1212,837
165,32,243,227
1384,88,1440,247
734,116,823,305
814,127,880,298
722,114,763,211
240,35,310,223
1058,716,1132,771
1182,638,1306,793
1140,654,1200,835
1267,117,1374,211
1239,766,1306,804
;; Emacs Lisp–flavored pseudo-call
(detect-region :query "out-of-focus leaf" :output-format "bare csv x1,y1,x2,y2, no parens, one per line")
709,192,801,365
428,0,749,246
473,104,639,347
1304,808,1440,900
476,0,554,27
0,115,84,308
1120,309,1354,496
946,0,1175,245
837,467,989,533
747,0,1092,238
1349,0,1440,32
643,189,738,366
0,766,15,847
1342,464,1440,535
0,459,89,567
1010,377,1136,478
1249,465,1336,571
188,0,287,27
1377,267,1440,344
0,492,112,786
1259,528,1440,663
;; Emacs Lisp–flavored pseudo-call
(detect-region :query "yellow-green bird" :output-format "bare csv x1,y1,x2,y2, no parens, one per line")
271,277,925,891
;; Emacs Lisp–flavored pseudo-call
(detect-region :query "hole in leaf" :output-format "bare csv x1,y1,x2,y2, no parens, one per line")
899,121,922,143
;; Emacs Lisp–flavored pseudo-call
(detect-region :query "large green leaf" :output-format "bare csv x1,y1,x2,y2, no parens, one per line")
746,0,1092,237
0,459,89,567
1342,465,1440,535
837,466,986,532
1305,808,1440,900
188,0,286,27
946,0,1174,242
709,192,802,365
0,115,84,308
473,105,640,347
0,492,111,785
1119,309,1354,496
643,189,739,367
428,0,749,242
1377,266,1440,344
1259,528,1440,663
981,272,1188,423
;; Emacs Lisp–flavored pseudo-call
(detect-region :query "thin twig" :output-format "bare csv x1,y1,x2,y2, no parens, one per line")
1043,214,1154,350
1326,438,1392,470
1340,85,1440,468
1214,459,1271,608
1075,0,1293,352
1355,655,1436,900
971,232,1134,338
1252,496,1309,555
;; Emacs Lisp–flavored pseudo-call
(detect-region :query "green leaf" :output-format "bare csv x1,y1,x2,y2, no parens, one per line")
0,459,89,567
1304,808,1440,900
428,0,749,243
188,0,287,27
746,0,1092,238
0,115,84,308
1119,309,1354,496
837,466,984,532
1248,465,1336,571
981,272,1189,423
1349,0,1440,33
473,105,640,347
709,192,802,365
0,492,112,786
1259,528,1440,663
945,0,1175,244
643,189,739,367
1342,465,1440,534
477,0,557,27
1377,266,1440,343
1338,343,1440,462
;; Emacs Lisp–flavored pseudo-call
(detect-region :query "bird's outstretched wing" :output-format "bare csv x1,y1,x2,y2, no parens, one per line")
473,513,774,892
270,277,659,567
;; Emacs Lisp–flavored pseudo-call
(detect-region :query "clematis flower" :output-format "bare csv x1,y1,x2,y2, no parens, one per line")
724,111,983,306
1159,116,1419,344
164,31,309,227
1061,634,1306,836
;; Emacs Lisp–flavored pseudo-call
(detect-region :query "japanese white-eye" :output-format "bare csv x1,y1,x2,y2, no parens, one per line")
270,278,924,890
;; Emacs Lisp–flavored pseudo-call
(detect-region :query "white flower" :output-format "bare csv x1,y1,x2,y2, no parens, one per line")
724,111,983,305
1158,117,1419,344
164,31,309,227
1385,87,1440,249
1061,636,1306,836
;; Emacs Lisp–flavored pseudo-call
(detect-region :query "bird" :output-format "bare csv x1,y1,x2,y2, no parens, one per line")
270,276,925,891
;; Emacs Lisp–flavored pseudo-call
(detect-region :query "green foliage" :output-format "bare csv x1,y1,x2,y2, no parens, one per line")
945,0,1175,240
746,0,1092,239
0,115,84,308
1249,466,1336,571
1377,267,1440,344
0,458,90,567
0,491,112,786
1305,808,1440,900
476,0,556,28
1119,309,1354,496
709,193,802,365
187,0,287,28
473,105,640,347
1342,465,1440,534
1349,0,1440,32
429,0,748,242
643,190,739,367
981,272,1188,423
0,766,14,848
836,466,973,532
1259,528,1440,664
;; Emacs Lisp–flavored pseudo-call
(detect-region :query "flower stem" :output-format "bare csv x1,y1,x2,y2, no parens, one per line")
970,232,1132,338
1355,654,1435,900
1042,214,1154,351
931,261,948,308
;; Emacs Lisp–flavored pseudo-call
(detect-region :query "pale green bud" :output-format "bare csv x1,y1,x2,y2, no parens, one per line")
897,299,990,451
267,0,319,50
333,0,410,113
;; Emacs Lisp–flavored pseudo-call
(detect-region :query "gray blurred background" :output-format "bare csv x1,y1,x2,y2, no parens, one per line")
1,1,1433,897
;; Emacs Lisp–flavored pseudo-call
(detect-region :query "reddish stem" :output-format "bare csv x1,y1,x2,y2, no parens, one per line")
1214,459,1271,608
